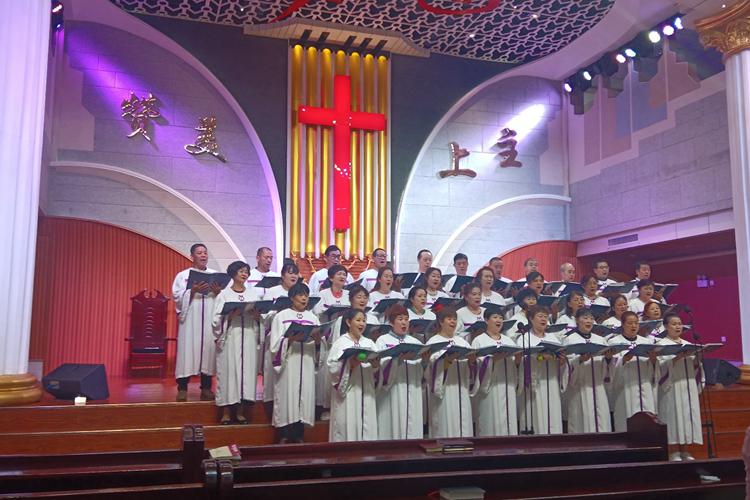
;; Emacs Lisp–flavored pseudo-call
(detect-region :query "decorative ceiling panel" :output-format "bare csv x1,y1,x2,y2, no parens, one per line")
111,0,615,63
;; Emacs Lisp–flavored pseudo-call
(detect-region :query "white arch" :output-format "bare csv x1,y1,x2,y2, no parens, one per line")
64,0,284,269
50,161,244,263
432,194,572,268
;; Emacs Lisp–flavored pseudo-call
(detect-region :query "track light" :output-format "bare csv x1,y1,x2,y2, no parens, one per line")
615,53,627,63
648,30,661,43
662,25,675,36
624,48,636,58
582,70,592,81
674,17,683,30
563,82,573,93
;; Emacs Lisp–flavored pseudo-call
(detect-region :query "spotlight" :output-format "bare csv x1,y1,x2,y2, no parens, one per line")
615,53,627,63
624,48,636,58
52,2,63,14
662,25,675,36
582,70,592,81
674,17,683,30
563,82,573,93
648,30,661,43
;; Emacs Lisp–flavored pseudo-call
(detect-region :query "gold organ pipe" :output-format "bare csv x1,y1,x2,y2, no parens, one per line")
363,54,375,257
305,47,317,256
290,45,303,255
348,52,361,258
320,49,332,254
377,56,389,251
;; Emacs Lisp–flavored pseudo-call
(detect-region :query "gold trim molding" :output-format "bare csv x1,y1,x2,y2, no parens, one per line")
696,0,750,60
0,373,42,406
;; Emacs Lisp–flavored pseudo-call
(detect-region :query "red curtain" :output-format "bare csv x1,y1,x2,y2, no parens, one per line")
29,217,190,377
498,240,579,281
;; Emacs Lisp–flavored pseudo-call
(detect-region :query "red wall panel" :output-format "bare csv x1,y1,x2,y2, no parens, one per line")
498,240,580,282
29,217,190,377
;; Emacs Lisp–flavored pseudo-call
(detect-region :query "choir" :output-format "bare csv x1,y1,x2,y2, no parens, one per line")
172,244,707,461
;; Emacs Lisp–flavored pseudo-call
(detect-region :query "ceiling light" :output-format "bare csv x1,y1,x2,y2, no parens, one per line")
582,70,592,81
674,17,683,30
563,82,573,93
662,25,675,36
624,48,637,58
615,53,626,63
648,30,661,43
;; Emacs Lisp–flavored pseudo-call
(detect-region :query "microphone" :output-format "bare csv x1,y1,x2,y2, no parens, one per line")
516,322,530,334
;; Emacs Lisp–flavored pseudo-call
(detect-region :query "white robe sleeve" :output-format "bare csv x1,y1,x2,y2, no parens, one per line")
327,341,354,397
270,313,291,374
211,292,227,349
172,272,192,323
428,350,450,400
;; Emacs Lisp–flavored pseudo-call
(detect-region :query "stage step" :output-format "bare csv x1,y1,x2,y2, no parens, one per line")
0,422,330,455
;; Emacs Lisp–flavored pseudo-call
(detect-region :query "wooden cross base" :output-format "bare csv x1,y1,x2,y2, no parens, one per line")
439,169,477,178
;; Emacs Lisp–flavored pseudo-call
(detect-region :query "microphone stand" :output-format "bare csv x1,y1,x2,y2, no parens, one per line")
688,309,717,458
519,323,535,435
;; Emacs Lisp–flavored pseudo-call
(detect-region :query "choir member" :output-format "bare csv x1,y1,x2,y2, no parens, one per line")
308,245,354,295
407,286,437,329
608,311,658,432
476,266,507,305
423,267,448,308
593,259,617,288
581,274,610,307
444,253,469,298
526,271,547,296
312,264,351,318
358,248,388,292
555,291,584,328
417,249,433,273
375,305,426,439
269,283,321,443
506,288,538,341
212,261,261,424
426,307,475,438
642,301,665,339
657,313,703,461
489,257,511,283
368,266,405,320
629,279,658,316
246,247,280,292
261,262,299,405
456,282,485,340
172,243,222,402
563,308,612,433
602,294,629,329
560,262,576,283
516,305,566,435
523,257,539,275
327,308,379,442
471,307,520,436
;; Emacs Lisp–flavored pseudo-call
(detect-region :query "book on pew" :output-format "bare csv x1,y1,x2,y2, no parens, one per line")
372,298,410,314
284,322,329,342
338,346,379,361
363,323,391,341
654,283,679,300
186,270,231,292
377,342,425,359
430,297,464,310
445,275,475,294
474,344,524,357
419,439,474,454
208,444,241,461
320,305,353,322
394,272,421,289
588,304,611,321
255,276,282,289
600,282,636,295
273,296,321,311
344,278,364,291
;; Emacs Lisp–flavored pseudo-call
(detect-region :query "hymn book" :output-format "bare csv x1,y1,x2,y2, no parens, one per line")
186,270,231,292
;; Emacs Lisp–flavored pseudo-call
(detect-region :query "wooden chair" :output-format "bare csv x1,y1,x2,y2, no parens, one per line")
126,289,171,377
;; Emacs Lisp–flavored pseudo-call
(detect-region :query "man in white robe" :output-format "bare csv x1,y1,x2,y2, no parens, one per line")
245,247,280,296
308,245,354,295
358,248,388,292
444,253,469,298
593,259,618,290
172,243,221,402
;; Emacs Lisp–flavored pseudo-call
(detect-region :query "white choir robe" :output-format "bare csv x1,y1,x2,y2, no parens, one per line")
481,291,509,306
516,332,566,435
506,310,530,342
608,334,659,432
601,316,622,328
173,267,219,379
657,337,704,445
358,268,379,292
369,290,405,323
409,307,436,428
584,295,610,307
563,332,612,433
426,335,474,438
597,278,618,291
456,306,485,342
408,308,436,321
212,287,261,406
308,268,354,296
327,334,379,442
470,333,519,436
375,332,425,440
312,289,351,407
260,285,289,402
628,297,658,316
319,311,379,410
425,290,448,308
245,268,280,292
269,309,319,428
555,314,576,328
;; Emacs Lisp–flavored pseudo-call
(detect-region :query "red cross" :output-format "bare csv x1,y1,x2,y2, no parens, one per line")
298,75,387,231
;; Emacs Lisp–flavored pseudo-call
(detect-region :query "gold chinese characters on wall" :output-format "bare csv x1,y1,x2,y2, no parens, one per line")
184,116,227,162
120,92,160,142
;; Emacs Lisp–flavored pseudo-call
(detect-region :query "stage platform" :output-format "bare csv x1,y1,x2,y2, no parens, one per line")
0,376,748,456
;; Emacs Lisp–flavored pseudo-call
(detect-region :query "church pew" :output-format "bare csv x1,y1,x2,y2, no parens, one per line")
226,412,667,483
0,425,205,495
217,458,746,500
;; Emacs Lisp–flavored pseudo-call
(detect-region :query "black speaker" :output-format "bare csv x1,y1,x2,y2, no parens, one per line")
42,363,109,400
702,358,740,386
